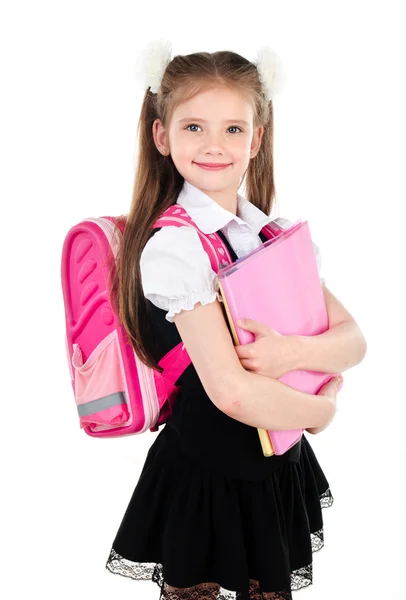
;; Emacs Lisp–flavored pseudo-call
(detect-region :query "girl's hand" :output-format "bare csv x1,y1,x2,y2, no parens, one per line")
306,375,342,435
234,318,298,380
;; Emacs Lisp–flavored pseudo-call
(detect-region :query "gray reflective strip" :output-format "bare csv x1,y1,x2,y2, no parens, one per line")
77,392,127,417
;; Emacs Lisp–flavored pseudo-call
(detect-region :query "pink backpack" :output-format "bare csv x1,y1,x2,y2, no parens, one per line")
60,204,284,438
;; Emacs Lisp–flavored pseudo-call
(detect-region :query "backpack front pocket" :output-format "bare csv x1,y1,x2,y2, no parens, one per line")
71,329,129,428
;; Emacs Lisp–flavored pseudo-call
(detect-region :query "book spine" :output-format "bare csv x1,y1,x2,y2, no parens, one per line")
217,279,240,346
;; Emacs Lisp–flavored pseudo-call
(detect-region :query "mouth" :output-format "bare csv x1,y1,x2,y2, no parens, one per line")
193,162,231,171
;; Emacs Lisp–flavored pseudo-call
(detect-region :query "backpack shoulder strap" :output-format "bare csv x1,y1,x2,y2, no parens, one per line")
152,205,233,272
261,217,299,240
260,219,286,240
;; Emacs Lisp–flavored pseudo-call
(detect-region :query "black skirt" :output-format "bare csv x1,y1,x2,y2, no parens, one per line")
105,424,334,600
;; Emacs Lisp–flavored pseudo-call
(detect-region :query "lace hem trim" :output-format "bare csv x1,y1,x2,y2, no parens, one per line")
105,488,334,599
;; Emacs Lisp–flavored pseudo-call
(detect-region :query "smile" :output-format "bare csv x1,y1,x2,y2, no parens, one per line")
194,162,231,171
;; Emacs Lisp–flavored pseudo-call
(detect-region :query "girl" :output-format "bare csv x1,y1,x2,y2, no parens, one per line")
105,41,355,599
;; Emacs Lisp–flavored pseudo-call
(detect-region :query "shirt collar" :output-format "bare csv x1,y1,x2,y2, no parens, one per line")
176,180,273,235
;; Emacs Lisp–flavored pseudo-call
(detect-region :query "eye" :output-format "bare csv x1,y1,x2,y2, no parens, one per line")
185,124,243,133
227,126,242,134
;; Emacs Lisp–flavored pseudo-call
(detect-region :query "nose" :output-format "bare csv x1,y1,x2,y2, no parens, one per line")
202,132,225,155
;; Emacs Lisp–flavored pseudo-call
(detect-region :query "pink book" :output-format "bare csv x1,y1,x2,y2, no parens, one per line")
216,219,342,456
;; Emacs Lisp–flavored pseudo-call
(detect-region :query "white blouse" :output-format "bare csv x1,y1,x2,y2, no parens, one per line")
140,181,326,323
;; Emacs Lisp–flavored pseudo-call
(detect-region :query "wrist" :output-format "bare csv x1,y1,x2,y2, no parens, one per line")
289,335,305,371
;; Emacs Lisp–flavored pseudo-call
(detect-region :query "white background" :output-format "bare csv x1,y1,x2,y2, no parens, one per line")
1,1,404,598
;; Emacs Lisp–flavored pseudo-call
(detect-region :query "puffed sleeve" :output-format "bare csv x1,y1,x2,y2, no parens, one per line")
274,217,326,284
140,226,219,323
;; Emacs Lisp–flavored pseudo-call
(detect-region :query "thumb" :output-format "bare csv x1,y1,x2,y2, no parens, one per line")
236,318,265,335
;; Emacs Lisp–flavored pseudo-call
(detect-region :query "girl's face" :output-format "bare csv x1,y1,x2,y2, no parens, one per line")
153,86,264,199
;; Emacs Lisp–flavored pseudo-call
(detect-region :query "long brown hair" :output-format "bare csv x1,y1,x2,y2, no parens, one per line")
110,49,279,374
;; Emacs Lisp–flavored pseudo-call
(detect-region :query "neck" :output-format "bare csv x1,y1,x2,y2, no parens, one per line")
200,188,238,216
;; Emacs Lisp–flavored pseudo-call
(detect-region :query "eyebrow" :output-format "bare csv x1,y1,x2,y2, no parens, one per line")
177,118,250,126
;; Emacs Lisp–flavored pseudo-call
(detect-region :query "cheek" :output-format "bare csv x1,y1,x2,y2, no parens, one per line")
234,141,252,163
177,146,200,167
172,148,194,165
170,133,195,157
234,134,252,153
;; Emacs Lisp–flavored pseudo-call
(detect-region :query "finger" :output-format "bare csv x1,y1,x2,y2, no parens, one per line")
235,343,256,359
239,358,256,371
237,318,261,333
240,358,261,370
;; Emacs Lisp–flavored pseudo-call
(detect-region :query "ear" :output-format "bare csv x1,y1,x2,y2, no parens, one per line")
152,118,170,156
250,125,264,159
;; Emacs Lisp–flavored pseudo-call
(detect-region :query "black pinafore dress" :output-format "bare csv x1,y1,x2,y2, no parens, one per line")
105,229,334,600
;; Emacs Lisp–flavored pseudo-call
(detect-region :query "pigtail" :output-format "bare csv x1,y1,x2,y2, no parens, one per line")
244,101,279,218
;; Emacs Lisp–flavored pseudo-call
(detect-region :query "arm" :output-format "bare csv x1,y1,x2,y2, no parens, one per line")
274,224,366,374
224,368,335,431
174,299,335,431
290,284,367,374
292,320,367,374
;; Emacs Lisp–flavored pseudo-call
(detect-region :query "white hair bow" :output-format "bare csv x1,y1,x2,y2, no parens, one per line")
134,39,172,94
135,39,284,101
254,45,285,101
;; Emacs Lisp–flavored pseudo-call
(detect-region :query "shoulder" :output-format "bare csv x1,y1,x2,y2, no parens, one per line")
140,225,219,322
140,225,214,274
141,224,202,256
273,217,293,229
